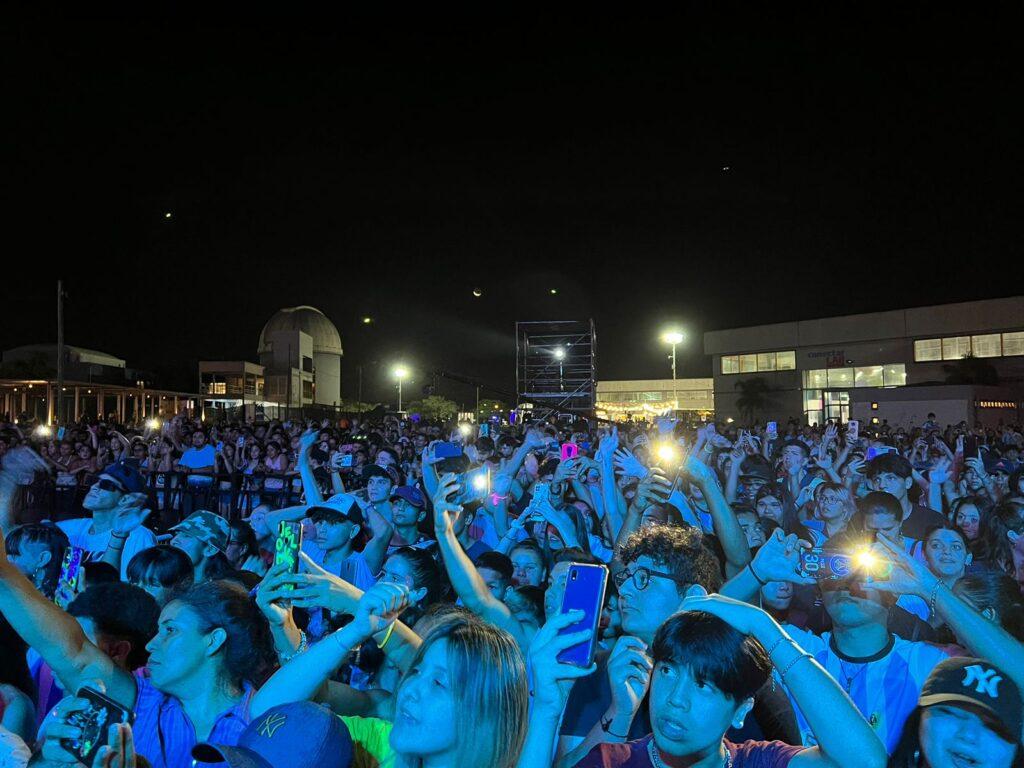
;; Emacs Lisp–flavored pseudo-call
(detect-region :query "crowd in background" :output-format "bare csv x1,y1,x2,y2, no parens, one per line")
0,408,1022,767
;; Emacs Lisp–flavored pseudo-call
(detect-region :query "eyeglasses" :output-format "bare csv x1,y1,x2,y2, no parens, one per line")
613,565,689,592
95,478,126,493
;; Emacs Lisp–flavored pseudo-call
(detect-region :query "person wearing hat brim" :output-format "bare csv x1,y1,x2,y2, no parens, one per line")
889,656,1022,768
169,510,234,582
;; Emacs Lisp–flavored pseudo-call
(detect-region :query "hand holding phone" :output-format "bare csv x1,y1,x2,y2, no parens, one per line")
557,563,608,666
274,522,303,591
847,420,859,442
54,546,86,609
60,686,134,765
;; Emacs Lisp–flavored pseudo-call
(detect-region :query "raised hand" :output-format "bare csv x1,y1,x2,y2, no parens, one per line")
680,587,774,637
432,473,464,531
596,426,619,464
93,722,138,768
607,636,652,720
111,494,151,537
527,609,596,712
867,534,937,598
928,457,952,485
298,429,319,454
613,448,649,480
750,529,815,585
349,581,410,639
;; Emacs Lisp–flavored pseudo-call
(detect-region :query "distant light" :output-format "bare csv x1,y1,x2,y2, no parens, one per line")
146,418,161,430
362,317,372,324
549,289,558,295
553,348,566,361
164,212,172,219
392,365,409,380
34,425,52,437
458,423,472,437
472,288,482,298
661,330,684,345
721,166,730,171
726,417,734,423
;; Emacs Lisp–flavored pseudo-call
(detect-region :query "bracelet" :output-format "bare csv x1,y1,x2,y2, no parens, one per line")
765,635,791,658
747,562,767,586
927,580,942,618
600,715,628,739
377,620,397,650
779,653,813,682
280,630,308,662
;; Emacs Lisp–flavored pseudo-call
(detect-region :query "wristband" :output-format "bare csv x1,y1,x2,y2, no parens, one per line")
779,653,813,681
747,562,767,586
279,630,308,663
927,580,942,618
765,635,791,658
600,715,628,739
377,620,397,650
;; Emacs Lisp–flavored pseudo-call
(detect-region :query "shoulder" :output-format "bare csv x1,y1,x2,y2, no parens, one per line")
727,738,805,767
577,736,651,768
782,625,824,654
56,518,88,535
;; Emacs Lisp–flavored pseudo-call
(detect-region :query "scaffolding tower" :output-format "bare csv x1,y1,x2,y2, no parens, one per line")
515,320,596,418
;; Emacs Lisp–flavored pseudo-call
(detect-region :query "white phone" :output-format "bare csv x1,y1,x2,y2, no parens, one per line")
848,420,860,442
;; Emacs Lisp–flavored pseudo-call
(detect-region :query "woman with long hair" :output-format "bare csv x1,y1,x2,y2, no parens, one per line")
4,523,69,599
953,496,1015,574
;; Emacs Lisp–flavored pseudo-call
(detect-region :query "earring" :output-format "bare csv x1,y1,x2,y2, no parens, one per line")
913,749,920,766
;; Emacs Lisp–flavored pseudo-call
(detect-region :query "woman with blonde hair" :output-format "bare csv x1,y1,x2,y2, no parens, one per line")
808,481,857,545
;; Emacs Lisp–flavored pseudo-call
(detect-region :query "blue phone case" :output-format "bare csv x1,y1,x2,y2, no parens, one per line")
557,563,608,667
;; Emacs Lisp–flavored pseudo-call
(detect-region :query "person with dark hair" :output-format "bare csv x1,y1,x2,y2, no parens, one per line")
559,524,725,758
866,453,945,539
377,546,445,627
888,656,1022,768
528,593,886,768
4,522,69,599
474,550,514,600
954,571,1024,641
859,491,925,560
66,582,161,672
509,538,547,588
386,485,433,551
225,518,265,576
127,546,195,607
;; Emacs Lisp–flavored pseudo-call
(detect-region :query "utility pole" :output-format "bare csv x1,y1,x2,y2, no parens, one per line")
56,280,65,425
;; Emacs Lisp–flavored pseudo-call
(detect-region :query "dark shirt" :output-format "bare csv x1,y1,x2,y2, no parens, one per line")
901,503,946,540
576,736,803,768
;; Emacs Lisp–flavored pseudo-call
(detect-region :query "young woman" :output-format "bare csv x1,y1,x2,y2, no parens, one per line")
4,522,69,599
953,496,1013,573
225,519,267,576
126,546,195,607
377,546,446,628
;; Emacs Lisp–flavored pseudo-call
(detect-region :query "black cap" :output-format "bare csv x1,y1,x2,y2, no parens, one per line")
919,657,1023,742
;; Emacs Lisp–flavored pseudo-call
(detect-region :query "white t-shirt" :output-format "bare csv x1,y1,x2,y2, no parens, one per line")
56,518,157,581
783,625,949,752
300,541,377,640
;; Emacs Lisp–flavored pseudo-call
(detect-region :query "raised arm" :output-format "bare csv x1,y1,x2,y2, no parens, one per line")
682,592,887,768
296,430,324,506
685,456,750,575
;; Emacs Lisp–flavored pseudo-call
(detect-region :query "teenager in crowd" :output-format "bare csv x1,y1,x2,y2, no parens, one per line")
4,523,69,599
168,511,235,582
125,546,195,607
865,454,946,539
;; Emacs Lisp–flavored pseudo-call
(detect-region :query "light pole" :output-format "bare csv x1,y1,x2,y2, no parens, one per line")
393,365,409,413
553,347,566,391
661,331,685,410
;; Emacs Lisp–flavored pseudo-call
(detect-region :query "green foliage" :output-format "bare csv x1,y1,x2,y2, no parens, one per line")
406,395,459,420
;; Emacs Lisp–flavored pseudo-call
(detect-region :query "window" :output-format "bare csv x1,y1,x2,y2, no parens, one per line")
855,366,884,387
721,350,794,374
827,368,854,388
757,353,776,371
721,356,739,374
777,351,796,370
914,339,942,362
739,354,757,373
302,356,314,373
971,334,1002,358
804,369,828,389
302,380,313,399
883,364,907,386
1004,332,1024,357
942,336,971,360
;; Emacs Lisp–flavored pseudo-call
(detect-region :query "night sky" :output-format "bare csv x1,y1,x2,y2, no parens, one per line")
4,7,1023,406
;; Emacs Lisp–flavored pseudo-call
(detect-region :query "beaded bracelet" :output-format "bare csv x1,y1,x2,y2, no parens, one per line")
927,580,942,618
779,653,813,682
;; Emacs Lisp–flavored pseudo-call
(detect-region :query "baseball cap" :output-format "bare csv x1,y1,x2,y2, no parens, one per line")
391,485,425,509
779,438,811,457
919,657,1023,742
193,701,353,768
170,511,229,552
991,458,1018,476
739,457,773,482
308,493,364,525
101,459,146,493
362,463,400,486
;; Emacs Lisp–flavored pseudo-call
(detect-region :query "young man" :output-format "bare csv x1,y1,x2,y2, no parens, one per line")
865,453,945,538
169,510,232,582
858,491,925,561
474,550,514,601
387,485,434,552
54,459,156,580
568,596,887,768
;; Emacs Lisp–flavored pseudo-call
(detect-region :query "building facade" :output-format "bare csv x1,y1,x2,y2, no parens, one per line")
596,378,714,421
704,296,1024,427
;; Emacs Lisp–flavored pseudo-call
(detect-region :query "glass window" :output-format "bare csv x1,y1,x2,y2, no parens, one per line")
827,368,854,388
721,356,739,374
884,364,907,387
803,369,828,389
739,354,757,373
942,336,971,360
757,353,776,372
805,410,822,427
776,351,796,370
854,366,884,387
971,334,1002,358
914,339,942,362
1004,331,1024,357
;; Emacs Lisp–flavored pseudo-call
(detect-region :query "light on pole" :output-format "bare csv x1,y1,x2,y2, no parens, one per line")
553,347,566,391
393,365,409,412
661,331,685,410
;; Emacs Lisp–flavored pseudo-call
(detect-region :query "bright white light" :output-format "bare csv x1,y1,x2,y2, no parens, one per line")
472,289,482,297
458,423,472,437
549,288,558,295
656,443,678,464
472,473,488,491
164,212,172,219
726,417,734,423
553,348,566,360
146,418,161,430
362,317,372,324
662,331,684,345
34,425,52,437
393,365,409,380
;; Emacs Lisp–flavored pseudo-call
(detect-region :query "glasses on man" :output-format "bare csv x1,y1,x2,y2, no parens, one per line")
613,565,689,592
95,478,126,493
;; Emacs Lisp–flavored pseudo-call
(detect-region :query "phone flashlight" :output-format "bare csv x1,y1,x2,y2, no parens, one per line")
458,423,472,438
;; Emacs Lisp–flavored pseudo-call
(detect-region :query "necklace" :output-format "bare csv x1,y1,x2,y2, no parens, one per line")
838,658,868,693
648,739,732,768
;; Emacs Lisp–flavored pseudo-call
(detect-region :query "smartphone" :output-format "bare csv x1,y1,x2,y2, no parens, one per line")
236,436,246,448
766,421,777,440
560,443,579,461
60,686,134,765
458,467,492,503
847,420,859,442
216,441,224,452
557,563,608,666
964,435,979,458
339,454,354,468
435,442,464,459
274,522,303,590
57,426,66,440
799,547,891,581
479,423,490,438
54,546,86,609
532,483,551,507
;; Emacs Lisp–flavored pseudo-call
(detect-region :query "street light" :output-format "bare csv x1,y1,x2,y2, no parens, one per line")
660,330,685,410
552,347,566,391
393,365,410,412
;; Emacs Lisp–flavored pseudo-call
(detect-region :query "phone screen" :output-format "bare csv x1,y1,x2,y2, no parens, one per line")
847,420,859,442
557,563,608,666
274,522,303,590
54,546,86,609
560,443,579,461
61,686,134,765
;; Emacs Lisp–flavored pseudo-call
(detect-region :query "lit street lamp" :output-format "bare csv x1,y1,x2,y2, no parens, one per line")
661,331,685,410
553,347,566,391
393,365,410,412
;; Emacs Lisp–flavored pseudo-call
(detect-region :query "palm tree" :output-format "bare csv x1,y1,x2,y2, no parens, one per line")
942,354,999,385
734,377,776,425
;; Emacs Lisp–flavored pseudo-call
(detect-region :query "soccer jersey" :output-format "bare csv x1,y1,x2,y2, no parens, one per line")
782,626,949,752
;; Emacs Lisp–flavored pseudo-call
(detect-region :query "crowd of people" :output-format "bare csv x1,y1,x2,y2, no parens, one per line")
0,409,1022,767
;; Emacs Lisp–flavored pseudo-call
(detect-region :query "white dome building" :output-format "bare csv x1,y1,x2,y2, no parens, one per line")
258,306,343,406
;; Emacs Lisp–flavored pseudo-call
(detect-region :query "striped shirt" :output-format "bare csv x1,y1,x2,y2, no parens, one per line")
131,669,254,768
782,627,949,752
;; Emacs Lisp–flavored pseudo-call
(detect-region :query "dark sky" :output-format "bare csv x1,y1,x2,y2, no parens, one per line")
4,7,1023,406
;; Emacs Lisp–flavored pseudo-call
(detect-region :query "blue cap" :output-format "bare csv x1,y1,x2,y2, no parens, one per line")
101,459,146,493
192,702,353,768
